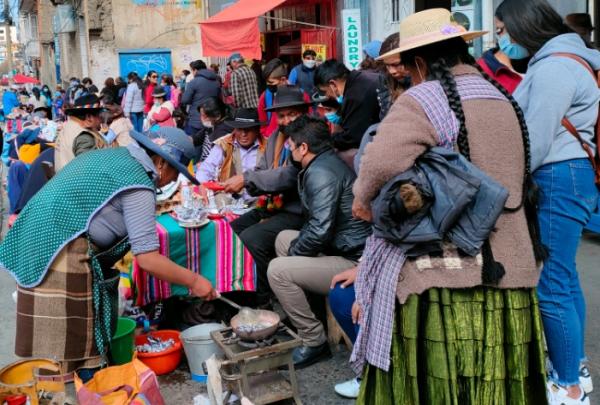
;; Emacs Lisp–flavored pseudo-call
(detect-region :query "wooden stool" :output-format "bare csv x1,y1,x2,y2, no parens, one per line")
326,298,353,351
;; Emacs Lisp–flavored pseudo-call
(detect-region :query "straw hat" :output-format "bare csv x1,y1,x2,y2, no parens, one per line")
377,8,487,60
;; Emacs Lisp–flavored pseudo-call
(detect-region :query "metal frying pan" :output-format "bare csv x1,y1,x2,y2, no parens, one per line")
218,296,281,341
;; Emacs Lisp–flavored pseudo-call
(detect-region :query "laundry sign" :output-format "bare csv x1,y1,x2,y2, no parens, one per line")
342,8,363,70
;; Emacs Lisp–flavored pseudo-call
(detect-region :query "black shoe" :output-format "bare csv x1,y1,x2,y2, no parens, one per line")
292,342,332,369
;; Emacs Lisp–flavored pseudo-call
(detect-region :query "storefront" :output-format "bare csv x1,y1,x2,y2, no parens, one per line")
262,0,337,66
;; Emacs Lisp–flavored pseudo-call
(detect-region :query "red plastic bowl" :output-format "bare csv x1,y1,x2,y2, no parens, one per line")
135,330,182,375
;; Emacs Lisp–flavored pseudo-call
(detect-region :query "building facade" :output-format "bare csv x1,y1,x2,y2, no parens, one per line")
19,0,207,89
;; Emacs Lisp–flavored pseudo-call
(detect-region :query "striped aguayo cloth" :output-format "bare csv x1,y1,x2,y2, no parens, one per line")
131,213,256,306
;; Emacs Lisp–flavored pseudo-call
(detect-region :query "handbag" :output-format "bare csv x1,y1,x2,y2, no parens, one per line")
74,356,165,405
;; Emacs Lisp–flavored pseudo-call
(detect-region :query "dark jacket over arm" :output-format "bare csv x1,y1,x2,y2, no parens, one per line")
332,70,382,151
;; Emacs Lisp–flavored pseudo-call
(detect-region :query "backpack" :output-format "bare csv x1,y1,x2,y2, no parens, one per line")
553,52,600,185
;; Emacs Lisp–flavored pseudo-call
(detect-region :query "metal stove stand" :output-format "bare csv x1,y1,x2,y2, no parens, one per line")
211,325,302,405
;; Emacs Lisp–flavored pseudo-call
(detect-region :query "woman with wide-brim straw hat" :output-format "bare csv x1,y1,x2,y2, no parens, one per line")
348,8,548,404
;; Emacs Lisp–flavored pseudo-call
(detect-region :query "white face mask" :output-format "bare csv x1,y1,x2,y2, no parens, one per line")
202,120,213,129
303,59,316,69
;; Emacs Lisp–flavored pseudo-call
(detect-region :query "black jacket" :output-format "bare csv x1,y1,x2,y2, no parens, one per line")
333,70,381,151
181,70,221,129
244,130,301,215
290,149,371,260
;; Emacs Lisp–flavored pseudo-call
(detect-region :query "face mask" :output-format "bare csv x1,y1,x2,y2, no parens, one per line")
202,120,213,128
279,124,288,134
336,95,344,105
303,60,316,69
291,157,303,170
498,33,530,60
325,111,341,125
400,76,412,89
267,84,278,94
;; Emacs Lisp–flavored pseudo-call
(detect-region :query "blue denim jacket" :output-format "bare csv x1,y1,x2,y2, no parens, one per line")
371,147,509,257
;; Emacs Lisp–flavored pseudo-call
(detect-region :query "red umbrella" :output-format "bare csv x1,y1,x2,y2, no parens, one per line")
13,73,40,84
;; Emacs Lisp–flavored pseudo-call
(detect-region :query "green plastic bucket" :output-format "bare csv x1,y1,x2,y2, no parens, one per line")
110,317,136,365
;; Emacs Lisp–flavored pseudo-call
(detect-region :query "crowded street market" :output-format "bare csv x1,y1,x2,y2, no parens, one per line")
0,0,599,404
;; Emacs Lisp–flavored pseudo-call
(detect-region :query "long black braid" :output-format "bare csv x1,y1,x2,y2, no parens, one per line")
472,64,548,262
425,57,506,284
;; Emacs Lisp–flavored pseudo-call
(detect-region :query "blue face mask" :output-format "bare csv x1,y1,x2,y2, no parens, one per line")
325,111,341,125
498,33,529,60
336,95,344,105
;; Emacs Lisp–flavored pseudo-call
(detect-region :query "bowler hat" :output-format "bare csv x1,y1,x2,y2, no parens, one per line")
152,86,167,98
264,85,311,112
64,94,103,115
224,108,266,129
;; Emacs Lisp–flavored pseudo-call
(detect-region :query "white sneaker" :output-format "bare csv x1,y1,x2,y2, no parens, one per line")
580,364,593,394
334,378,361,399
547,381,590,405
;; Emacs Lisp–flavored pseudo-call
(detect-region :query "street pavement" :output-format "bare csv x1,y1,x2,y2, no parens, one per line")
0,188,598,405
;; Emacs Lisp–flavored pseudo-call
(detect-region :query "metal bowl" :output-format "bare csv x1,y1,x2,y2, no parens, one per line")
230,309,281,341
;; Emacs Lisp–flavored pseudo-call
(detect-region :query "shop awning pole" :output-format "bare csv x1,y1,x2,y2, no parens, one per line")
259,15,339,30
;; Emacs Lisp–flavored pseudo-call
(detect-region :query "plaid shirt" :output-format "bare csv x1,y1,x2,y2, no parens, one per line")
231,65,259,109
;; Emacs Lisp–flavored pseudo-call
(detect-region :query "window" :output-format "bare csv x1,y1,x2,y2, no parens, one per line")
391,0,401,23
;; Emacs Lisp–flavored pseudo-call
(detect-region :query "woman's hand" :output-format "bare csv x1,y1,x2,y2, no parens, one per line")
330,267,358,289
352,198,372,222
352,302,363,325
190,275,218,301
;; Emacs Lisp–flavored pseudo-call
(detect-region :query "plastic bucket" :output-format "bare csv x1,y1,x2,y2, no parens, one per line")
180,323,224,383
110,317,137,365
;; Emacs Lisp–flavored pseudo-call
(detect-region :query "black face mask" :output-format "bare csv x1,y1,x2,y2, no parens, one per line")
291,157,303,170
399,75,412,90
267,84,278,93
278,124,287,135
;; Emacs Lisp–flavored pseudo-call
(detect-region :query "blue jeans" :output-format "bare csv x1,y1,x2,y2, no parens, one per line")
329,284,359,343
534,159,599,385
129,112,144,133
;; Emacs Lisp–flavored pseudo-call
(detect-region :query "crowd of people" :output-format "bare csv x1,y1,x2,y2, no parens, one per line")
0,0,599,404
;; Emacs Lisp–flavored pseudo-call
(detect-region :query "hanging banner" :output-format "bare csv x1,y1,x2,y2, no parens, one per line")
342,8,363,70
301,44,327,63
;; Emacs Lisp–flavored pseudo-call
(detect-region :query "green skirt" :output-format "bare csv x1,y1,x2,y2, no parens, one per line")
357,287,547,405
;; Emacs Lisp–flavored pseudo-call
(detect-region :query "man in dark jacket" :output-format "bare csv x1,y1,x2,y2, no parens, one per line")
315,59,381,167
267,115,371,368
226,86,311,306
181,59,221,137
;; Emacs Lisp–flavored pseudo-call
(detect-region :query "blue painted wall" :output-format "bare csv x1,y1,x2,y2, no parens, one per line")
118,49,173,78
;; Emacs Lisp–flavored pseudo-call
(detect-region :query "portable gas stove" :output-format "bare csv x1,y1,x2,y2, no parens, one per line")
211,325,302,405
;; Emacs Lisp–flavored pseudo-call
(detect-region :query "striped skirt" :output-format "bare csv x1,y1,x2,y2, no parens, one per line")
16,238,102,373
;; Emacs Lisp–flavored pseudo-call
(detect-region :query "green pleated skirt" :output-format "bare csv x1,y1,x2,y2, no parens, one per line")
357,287,547,405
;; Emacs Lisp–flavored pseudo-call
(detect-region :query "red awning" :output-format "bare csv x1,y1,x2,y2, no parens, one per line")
200,0,287,60
13,74,40,84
